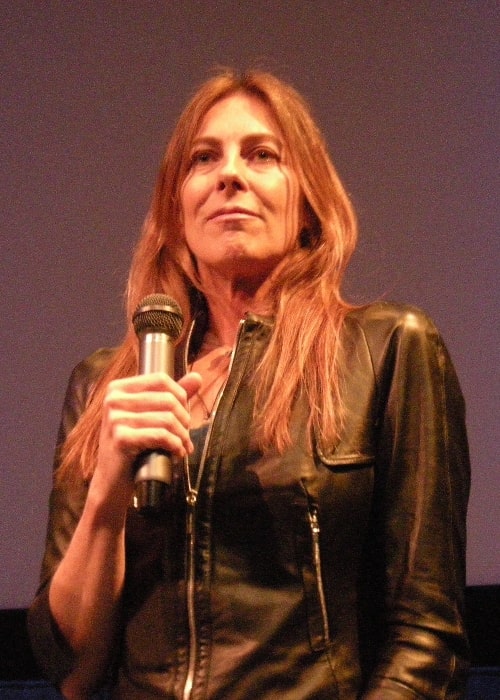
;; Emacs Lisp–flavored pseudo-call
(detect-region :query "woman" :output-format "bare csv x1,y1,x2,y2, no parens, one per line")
29,70,470,699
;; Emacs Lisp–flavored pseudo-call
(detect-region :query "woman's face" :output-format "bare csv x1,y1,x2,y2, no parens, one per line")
180,92,302,286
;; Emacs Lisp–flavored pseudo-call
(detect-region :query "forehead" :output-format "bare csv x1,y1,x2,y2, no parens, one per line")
195,92,281,140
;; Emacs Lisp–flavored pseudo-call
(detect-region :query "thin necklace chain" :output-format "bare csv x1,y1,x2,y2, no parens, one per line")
191,345,233,420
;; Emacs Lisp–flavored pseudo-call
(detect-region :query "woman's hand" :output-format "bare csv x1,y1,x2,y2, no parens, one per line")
90,371,202,516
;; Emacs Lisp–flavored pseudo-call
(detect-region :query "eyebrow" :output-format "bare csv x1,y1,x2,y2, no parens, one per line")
190,133,283,149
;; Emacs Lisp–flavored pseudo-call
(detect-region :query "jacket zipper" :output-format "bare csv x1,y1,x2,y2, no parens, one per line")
308,506,330,644
182,488,197,700
182,319,244,700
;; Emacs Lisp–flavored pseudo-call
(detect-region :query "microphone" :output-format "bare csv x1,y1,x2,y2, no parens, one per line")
132,293,184,514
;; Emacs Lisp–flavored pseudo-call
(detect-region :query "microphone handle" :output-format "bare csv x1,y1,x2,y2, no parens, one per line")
134,331,175,514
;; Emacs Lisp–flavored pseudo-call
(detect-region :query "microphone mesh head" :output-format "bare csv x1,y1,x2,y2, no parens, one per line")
132,294,184,340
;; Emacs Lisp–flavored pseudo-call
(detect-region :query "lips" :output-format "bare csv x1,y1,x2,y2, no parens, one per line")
208,206,258,221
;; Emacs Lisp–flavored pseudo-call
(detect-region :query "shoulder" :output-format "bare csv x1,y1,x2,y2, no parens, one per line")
70,347,117,384
344,301,443,354
63,347,117,414
55,348,118,454
345,301,439,338
342,301,450,383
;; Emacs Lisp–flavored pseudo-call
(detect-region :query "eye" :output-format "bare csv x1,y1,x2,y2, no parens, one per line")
189,149,217,168
249,147,279,163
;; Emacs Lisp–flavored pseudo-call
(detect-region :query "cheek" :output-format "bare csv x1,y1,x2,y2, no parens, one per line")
180,170,202,212
181,177,211,226
179,181,193,223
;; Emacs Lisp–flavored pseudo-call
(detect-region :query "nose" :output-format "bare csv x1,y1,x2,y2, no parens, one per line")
216,152,246,192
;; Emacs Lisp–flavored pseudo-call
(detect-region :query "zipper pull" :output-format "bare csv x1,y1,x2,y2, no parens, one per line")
185,490,197,537
186,490,197,507
309,506,320,535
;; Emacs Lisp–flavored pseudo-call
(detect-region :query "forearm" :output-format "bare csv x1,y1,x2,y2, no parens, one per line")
29,365,201,695
49,486,127,697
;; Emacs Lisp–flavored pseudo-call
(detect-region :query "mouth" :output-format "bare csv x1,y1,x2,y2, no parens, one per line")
207,207,258,221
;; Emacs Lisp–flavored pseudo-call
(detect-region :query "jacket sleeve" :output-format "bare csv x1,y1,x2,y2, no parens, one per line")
359,305,470,699
27,348,115,687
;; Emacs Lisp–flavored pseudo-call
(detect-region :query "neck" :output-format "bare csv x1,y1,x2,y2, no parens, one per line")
200,275,273,347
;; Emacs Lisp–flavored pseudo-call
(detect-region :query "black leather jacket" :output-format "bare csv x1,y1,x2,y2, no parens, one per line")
29,302,470,699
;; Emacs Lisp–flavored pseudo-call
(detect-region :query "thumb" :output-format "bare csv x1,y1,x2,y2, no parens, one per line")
178,371,203,400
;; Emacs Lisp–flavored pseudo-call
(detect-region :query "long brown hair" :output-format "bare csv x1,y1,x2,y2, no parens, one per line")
58,69,357,481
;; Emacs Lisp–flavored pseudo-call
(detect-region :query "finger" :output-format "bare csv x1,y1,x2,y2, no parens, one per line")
112,424,190,460
109,406,191,439
109,373,191,406
105,390,191,426
107,405,194,453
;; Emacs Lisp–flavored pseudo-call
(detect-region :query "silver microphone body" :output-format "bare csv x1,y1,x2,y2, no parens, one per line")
132,295,184,514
